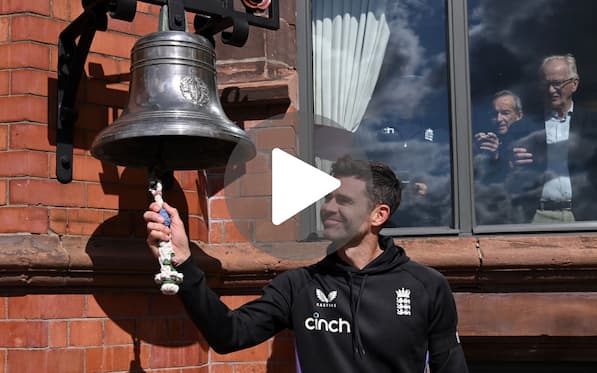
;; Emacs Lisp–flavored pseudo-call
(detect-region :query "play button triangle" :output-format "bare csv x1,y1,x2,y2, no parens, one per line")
272,148,341,226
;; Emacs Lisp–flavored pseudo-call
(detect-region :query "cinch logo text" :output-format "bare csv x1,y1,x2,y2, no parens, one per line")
304,312,351,334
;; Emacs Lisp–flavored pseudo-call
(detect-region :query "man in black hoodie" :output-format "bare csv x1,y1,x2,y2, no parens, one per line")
144,155,469,372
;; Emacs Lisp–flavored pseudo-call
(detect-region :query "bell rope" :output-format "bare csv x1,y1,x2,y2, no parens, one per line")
149,178,184,295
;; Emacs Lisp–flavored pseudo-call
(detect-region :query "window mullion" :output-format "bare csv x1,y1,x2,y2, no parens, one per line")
297,0,317,239
448,0,475,233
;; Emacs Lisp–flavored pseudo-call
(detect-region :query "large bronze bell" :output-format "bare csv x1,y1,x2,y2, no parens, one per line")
91,31,256,170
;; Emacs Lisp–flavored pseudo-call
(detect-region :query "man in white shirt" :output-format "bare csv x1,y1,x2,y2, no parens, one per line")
510,54,597,223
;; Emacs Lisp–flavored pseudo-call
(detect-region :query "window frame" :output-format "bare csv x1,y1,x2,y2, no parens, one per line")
296,0,597,237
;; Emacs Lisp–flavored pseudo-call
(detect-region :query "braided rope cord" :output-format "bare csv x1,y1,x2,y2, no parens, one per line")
149,179,184,295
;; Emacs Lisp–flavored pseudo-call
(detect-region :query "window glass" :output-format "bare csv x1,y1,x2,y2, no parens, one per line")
469,0,597,226
311,0,452,229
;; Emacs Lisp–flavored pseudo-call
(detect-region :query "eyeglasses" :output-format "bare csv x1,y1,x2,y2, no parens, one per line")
541,78,575,89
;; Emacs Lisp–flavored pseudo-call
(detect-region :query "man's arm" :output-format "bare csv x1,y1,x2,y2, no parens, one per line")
176,257,293,353
427,275,469,373
144,203,292,353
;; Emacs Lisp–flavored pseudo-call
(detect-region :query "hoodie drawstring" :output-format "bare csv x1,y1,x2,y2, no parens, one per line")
348,273,368,359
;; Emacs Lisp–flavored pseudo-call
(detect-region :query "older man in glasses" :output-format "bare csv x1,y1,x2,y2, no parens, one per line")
509,54,597,223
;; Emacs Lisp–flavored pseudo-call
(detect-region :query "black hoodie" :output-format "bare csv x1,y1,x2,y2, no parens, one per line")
177,236,469,372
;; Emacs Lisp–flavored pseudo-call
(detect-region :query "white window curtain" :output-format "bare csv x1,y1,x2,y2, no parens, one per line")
312,0,389,136
312,0,390,231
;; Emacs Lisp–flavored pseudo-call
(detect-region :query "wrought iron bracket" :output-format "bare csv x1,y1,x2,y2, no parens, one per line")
56,0,280,183
56,2,110,183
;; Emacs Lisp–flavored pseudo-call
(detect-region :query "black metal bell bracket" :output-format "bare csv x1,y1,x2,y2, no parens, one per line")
56,0,280,183
56,0,137,184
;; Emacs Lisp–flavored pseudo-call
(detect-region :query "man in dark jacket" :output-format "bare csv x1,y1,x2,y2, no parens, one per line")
144,155,469,372
473,90,531,224
508,54,597,223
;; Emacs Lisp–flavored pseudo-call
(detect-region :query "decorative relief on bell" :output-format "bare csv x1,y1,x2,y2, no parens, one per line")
180,76,209,107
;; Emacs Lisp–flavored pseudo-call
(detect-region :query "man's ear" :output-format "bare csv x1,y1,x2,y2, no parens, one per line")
371,204,391,227
571,78,579,93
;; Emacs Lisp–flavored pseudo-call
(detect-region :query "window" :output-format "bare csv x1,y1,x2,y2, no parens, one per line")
298,0,597,235
469,0,597,231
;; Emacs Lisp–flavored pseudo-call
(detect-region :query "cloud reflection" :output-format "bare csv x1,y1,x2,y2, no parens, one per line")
356,0,452,227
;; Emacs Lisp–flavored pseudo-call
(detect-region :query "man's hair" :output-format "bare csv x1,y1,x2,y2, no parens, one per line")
493,90,523,114
331,155,402,214
541,54,579,79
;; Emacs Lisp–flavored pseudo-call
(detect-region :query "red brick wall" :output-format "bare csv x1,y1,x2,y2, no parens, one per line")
0,293,295,372
0,0,297,242
0,1,298,372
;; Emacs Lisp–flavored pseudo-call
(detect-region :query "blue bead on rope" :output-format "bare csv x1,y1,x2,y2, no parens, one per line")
159,208,171,228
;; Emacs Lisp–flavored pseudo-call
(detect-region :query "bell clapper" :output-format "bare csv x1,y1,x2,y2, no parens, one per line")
149,175,183,295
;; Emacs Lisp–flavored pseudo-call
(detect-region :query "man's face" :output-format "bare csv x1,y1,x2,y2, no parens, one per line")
320,176,373,246
541,60,578,112
492,95,522,135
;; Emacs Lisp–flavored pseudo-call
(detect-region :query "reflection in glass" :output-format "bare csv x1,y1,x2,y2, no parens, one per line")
469,0,597,225
311,0,452,229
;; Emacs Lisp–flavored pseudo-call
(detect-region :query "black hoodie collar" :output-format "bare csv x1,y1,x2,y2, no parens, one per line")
317,235,409,275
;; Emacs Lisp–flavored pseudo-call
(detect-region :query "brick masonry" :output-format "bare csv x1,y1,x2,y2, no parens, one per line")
0,0,298,371
0,293,296,372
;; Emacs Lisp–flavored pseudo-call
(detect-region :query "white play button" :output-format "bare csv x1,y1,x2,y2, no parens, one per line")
272,148,341,226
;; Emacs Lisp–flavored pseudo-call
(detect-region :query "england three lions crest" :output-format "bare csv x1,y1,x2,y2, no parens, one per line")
396,288,411,316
